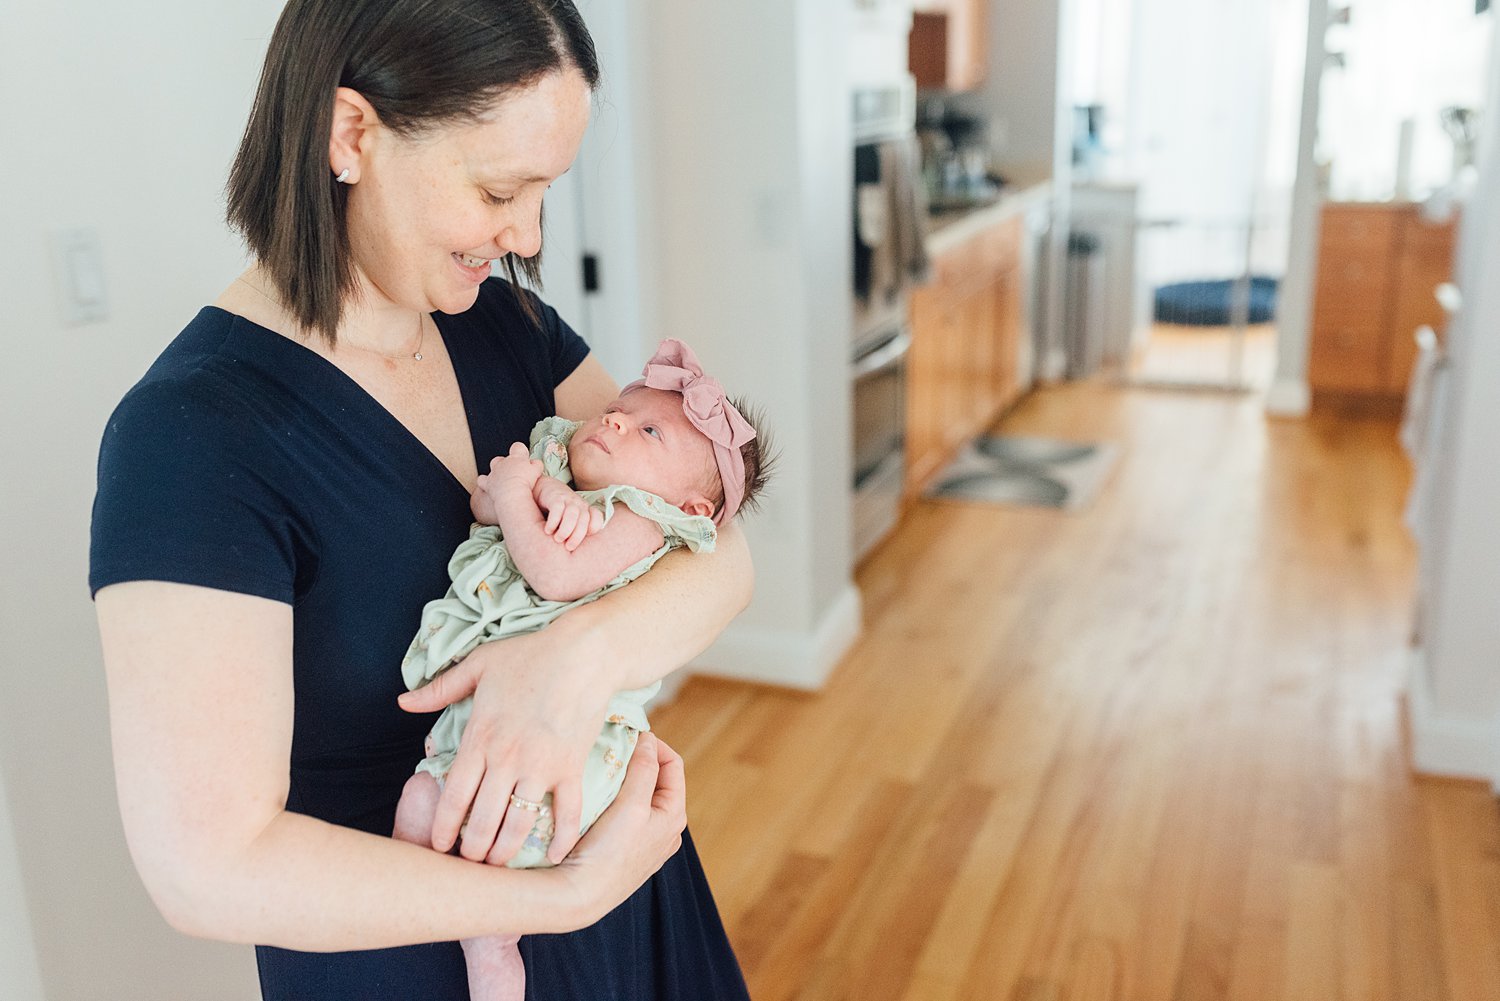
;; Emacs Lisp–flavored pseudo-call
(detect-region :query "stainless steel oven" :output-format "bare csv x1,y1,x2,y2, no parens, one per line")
851,326,910,562
851,78,921,561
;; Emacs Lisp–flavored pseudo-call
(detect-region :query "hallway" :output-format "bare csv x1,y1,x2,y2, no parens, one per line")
654,382,1500,1001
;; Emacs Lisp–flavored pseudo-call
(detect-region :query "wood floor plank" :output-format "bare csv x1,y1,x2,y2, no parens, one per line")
651,382,1500,1001
1424,782,1500,1001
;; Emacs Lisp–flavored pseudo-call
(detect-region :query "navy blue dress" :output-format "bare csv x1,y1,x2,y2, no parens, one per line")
89,279,751,1001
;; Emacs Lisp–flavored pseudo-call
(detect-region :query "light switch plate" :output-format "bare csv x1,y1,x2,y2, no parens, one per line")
52,228,109,325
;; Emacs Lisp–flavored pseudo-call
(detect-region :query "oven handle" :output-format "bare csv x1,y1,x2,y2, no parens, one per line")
852,330,912,379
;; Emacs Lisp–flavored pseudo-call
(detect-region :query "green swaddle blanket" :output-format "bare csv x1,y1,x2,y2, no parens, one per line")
400,416,716,868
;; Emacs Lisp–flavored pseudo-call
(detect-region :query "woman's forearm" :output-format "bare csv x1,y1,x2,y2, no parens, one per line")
167,810,586,949
554,518,754,692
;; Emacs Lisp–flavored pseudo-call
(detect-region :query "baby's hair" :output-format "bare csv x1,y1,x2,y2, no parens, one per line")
719,395,776,520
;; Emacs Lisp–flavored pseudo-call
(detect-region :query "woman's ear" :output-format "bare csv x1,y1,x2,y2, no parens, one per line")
328,87,380,184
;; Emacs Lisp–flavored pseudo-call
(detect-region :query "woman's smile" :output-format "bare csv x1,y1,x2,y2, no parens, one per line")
451,252,492,284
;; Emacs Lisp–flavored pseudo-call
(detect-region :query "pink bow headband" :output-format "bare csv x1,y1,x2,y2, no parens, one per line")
623,338,757,525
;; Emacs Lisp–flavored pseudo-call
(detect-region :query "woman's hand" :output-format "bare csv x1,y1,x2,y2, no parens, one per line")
551,733,687,919
397,619,613,865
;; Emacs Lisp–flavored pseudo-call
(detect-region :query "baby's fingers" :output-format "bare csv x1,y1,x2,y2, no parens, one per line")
588,509,605,535
556,505,581,544
565,510,591,551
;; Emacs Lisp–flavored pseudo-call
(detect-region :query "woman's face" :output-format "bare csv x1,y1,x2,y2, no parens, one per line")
343,69,592,317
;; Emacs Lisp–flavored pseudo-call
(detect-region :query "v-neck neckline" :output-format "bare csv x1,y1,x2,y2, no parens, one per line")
207,306,482,496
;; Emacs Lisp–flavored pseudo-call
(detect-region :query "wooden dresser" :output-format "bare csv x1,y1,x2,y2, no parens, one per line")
1309,202,1457,398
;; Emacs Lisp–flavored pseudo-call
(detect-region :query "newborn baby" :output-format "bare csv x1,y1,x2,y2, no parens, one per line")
393,339,769,1001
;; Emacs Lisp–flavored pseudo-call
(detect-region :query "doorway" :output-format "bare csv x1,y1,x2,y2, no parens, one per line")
1067,0,1307,393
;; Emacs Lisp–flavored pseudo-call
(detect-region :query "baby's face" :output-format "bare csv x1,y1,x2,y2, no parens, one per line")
569,387,719,518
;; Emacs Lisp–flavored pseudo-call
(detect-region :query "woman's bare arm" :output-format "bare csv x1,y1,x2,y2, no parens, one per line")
558,518,753,690
96,580,684,949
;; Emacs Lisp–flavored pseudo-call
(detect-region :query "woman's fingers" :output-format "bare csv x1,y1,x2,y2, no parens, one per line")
430,751,485,853
458,769,513,862
618,733,663,814
397,657,480,714
490,784,548,865
546,777,584,864
649,734,686,817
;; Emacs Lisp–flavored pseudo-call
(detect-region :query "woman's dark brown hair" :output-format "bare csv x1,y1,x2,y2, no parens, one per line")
227,0,599,343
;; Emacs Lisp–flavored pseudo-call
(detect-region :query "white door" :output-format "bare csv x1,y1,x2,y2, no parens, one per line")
535,0,651,384
536,150,592,343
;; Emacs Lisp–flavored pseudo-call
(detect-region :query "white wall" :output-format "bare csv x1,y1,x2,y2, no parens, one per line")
0,768,44,1001
952,0,1065,176
1266,0,1330,416
1408,9,1500,789
1320,0,1491,201
0,2,283,997
629,0,863,689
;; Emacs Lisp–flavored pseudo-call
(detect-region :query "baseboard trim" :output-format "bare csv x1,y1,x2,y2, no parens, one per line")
1264,377,1310,416
687,583,863,691
1407,647,1500,790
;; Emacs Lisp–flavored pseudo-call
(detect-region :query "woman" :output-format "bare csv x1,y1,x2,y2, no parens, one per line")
89,1,753,997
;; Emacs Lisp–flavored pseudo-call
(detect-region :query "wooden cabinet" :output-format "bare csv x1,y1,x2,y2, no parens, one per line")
1309,203,1457,397
909,0,987,92
906,214,1024,495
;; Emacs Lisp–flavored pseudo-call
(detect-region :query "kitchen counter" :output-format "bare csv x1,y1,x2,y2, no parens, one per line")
924,177,1052,257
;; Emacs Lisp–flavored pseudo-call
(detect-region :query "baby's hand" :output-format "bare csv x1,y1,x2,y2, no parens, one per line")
488,443,544,491
470,475,501,524
534,477,605,552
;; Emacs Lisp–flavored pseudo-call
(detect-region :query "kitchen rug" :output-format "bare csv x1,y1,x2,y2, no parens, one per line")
925,435,1120,512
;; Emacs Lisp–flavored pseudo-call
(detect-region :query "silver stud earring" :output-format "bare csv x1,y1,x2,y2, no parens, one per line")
335,168,351,183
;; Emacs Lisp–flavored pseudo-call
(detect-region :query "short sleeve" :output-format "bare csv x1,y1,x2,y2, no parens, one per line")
528,416,581,483
519,286,590,389
579,486,718,554
89,380,304,603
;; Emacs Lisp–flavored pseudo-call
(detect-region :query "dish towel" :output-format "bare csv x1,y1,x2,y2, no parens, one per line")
853,137,930,304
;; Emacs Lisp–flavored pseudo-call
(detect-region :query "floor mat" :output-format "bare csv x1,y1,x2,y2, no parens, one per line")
925,435,1120,511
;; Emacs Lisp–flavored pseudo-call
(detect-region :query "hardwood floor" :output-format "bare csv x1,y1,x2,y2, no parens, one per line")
1129,323,1279,389
653,380,1500,1001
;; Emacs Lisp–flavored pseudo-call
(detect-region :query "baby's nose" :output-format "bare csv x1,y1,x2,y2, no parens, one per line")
603,412,627,432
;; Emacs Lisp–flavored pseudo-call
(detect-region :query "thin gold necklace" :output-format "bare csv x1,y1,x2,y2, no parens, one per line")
235,276,427,361
351,311,426,362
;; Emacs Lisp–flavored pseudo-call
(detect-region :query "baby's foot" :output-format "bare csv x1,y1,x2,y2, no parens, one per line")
392,772,441,846
461,934,526,1001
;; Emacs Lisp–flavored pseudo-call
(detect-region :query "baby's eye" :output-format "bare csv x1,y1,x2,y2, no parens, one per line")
644,426,662,440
